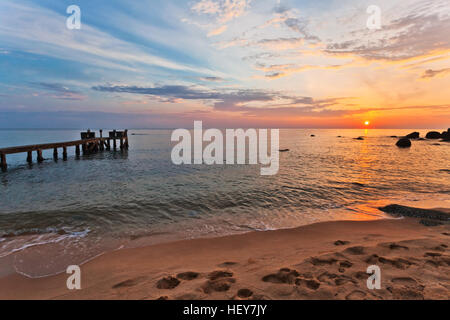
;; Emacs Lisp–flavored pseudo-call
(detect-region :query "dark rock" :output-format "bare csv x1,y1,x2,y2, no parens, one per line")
354,137,364,140
390,136,398,138
420,219,443,227
418,138,426,141
406,132,420,139
426,131,441,139
441,129,450,141
279,149,290,152
396,138,411,148
311,134,315,137
379,204,450,222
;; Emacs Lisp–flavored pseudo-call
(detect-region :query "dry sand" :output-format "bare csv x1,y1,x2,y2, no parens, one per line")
0,215,449,300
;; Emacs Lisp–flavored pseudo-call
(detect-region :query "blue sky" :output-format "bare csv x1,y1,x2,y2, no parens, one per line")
0,0,449,128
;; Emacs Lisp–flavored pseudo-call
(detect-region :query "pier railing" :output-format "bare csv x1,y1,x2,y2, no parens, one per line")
0,129,129,172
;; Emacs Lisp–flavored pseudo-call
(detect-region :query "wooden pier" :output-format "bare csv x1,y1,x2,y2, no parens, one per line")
0,129,129,172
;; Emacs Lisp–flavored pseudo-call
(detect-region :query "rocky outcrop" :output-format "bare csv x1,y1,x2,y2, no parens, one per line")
406,132,420,139
441,129,450,141
379,204,450,226
396,138,411,148
426,131,441,139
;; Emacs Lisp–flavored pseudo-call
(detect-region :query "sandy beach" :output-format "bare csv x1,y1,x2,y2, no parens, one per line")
1,206,449,300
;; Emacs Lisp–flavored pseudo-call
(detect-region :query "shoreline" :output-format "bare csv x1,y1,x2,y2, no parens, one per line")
0,210,449,300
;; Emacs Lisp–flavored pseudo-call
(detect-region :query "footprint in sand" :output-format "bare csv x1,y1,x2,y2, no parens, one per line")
309,256,338,266
334,240,350,246
208,270,233,281
391,277,418,285
202,278,236,293
389,243,409,250
156,276,181,289
345,290,367,300
353,271,368,280
431,245,446,252
218,262,238,267
177,271,200,280
338,260,353,273
378,257,413,269
424,252,442,257
344,246,366,255
112,276,147,289
262,268,299,284
365,254,379,264
237,288,254,298
202,270,236,294
295,278,321,290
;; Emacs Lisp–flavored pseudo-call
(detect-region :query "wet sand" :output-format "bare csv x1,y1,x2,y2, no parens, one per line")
0,213,449,300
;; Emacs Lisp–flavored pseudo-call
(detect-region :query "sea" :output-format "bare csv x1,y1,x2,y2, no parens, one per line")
0,128,449,277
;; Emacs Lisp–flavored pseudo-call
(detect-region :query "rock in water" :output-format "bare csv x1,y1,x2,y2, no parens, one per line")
396,138,411,148
406,132,420,139
441,129,450,141
426,131,441,139
354,137,364,140
379,204,450,225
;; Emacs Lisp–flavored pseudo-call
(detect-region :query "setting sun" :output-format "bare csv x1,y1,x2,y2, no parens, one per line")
364,121,370,126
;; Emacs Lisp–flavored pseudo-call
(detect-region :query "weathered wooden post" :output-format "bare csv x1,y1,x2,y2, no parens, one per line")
99,130,104,151
27,151,32,164
37,149,44,163
0,153,7,172
63,147,68,160
75,145,80,157
113,130,117,150
53,148,58,161
124,129,129,149
120,137,124,150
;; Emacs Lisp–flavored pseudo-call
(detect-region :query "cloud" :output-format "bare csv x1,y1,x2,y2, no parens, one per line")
92,84,275,110
190,0,251,38
256,38,304,50
324,1,450,62
31,82,86,100
0,1,213,75
91,84,351,115
198,76,225,82
192,0,251,24
421,68,450,79
208,25,228,37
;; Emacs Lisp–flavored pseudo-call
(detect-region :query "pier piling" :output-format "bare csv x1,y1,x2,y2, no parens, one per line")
27,151,32,164
1,153,7,172
37,150,44,163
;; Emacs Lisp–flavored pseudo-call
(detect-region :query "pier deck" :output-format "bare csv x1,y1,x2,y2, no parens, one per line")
0,129,129,172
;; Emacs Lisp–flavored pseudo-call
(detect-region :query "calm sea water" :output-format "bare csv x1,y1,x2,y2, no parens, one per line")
0,129,449,277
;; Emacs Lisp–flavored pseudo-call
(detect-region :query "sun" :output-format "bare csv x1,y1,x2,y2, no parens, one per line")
364,121,370,126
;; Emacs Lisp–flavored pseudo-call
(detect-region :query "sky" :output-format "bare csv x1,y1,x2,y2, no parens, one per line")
0,0,449,129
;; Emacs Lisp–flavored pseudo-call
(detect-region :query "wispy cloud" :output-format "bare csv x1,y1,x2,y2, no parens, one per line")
421,68,450,79
31,82,86,101
0,1,214,75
